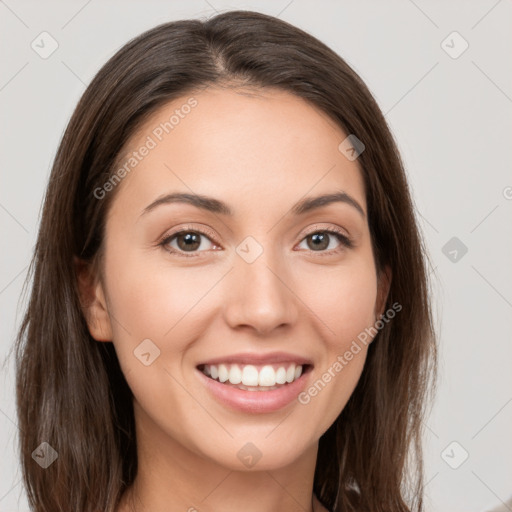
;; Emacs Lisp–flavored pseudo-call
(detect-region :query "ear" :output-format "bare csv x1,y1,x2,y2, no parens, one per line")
74,256,113,342
374,264,392,319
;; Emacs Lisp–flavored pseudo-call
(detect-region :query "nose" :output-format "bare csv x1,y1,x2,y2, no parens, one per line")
223,248,299,336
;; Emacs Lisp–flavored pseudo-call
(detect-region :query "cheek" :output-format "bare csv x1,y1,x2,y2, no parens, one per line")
102,242,227,376
294,258,378,346
102,237,205,335
105,237,378,359
102,252,206,412
293,262,377,430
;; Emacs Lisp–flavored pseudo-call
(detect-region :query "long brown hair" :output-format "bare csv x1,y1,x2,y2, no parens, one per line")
13,10,437,512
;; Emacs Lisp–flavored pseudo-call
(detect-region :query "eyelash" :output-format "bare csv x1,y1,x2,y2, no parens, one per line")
158,224,354,259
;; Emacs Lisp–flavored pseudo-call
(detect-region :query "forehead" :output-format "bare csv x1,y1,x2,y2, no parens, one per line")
108,86,366,220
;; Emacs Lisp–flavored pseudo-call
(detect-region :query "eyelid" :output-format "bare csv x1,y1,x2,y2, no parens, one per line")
158,223,219,246
297,223,351,242
295,223,354,254
158,222,353,257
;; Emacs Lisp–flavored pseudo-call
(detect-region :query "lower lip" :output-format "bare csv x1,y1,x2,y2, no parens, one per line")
197,367,311,414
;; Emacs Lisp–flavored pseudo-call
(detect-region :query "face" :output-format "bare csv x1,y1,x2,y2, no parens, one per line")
81,86,390,471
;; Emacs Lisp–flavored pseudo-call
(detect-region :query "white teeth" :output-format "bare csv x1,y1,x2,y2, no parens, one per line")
228,364,242,384
286,365,296,383
275,367,287,384
241,365,259,386
201,362,305,387
218,364,229,383
258,365,275,386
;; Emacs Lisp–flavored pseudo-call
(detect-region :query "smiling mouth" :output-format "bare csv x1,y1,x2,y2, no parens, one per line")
196,363,313,391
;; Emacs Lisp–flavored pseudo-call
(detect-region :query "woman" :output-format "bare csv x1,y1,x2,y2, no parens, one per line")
14,10,437,512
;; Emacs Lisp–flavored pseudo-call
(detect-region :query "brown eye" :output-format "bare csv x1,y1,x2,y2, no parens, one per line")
297,229,353,254
175,231,202,252
161,229,218,257
306,232,330,251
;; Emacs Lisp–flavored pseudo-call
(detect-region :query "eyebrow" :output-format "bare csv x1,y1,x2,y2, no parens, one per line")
140,191,366,218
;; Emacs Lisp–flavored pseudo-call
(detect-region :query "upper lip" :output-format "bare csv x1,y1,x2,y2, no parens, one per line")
196,352,313,367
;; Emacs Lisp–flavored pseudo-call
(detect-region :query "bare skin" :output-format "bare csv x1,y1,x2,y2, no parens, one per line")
78,86,390,512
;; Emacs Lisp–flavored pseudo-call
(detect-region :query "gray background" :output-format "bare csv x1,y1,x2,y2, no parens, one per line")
1,1,511,511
